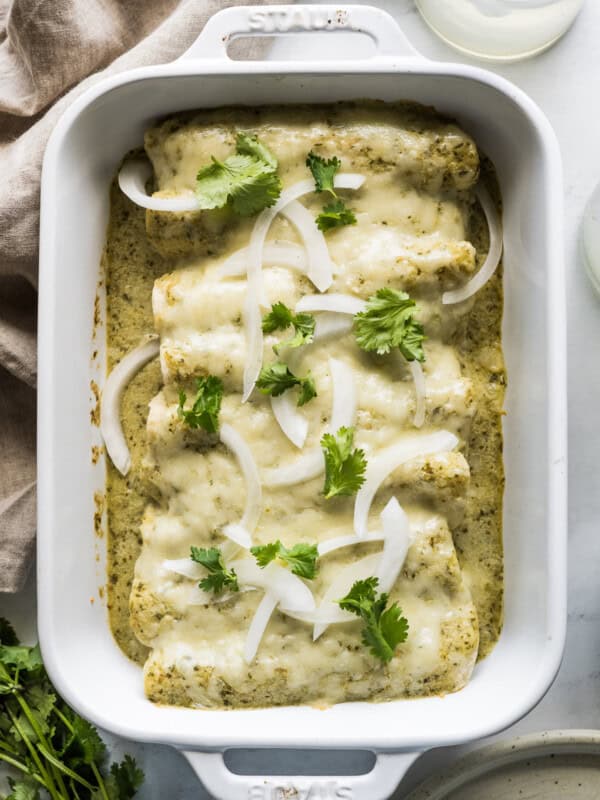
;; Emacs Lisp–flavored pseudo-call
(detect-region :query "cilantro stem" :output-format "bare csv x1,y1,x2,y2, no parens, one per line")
54,706,111,800
91,761,111,800
37,742,96,792
6,704,63,800
14,691,70,798
0,749,46,785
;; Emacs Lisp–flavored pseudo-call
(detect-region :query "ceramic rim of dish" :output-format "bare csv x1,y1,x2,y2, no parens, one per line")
407,729,600,799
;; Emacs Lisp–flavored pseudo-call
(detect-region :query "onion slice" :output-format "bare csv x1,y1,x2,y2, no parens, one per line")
443,183,503,304
271,394,309,449
354,431,458,538
317,531,384,557
280,200,334,293
231,559,316,614
314,313,354,340
244,590,279,663
375,497,411,593
220,423,262,547
100,336,159,476
217,241,307,278
242,174,365,400
262,357,357,488
118,160,198,213
296,293,366,316
409,360,426,428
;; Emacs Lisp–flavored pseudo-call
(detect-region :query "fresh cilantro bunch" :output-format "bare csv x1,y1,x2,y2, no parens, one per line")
305,151,357,232
262,302,315,355
321,426,367,499
354,288,426,363
0,618,144,800
177,375,223,433
256,362,317,407
190,547,239,594
195,133,281,216
250,541,319,579
337,578,409,663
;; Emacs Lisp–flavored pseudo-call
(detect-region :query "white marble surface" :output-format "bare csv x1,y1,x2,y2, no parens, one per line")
2,1,600,797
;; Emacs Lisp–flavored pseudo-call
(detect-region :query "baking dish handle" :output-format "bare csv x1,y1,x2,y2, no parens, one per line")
179,4,421,63
183,749,422,800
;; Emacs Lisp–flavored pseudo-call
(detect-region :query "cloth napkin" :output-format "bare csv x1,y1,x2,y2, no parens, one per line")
0,0,276,592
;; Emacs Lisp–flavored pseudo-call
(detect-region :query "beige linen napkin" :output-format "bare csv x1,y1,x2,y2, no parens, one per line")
0,0,275,592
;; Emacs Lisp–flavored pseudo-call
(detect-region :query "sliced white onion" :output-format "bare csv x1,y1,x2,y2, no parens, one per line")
354,431,459,538
280,200,334,293
296,293,366,316
100,336,160,476
317,531,384,557
216,241,307,278
375,497,411,593
314,313,354,340
409,360,426,429
163,558,204,581
271,394,309,449
220,423,262,546
118,160,198,213
244,590,279,663
242,174,365,400
231,559,316,613
442,183,503,305
262,357,357,488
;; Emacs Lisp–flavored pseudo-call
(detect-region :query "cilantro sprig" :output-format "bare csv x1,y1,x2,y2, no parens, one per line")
321,426,367,499
177,375,223,433
0,618,144,800
250,541,319,579
315,198,357,232
306,151,357,233
191,547,239,594
337,578,409,663
256,362,317,407
196,132,281,217
262,302,315,354
354,288,425,363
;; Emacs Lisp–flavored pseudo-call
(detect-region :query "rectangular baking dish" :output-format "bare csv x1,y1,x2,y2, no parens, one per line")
37,6,567,799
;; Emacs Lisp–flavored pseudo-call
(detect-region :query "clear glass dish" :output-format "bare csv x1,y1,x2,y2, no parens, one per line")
415,0,585,62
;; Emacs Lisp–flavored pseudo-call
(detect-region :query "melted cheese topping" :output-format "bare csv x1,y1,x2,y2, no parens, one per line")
118,103,504,709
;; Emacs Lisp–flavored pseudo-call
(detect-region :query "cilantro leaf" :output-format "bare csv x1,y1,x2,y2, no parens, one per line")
316,198,357,232
236,132,278,170
251,541,319,579
306,152,341,195
196,133,281,217
0,643,43,672
354,288,425,362
178,375,223,434
108,755,145,800
256,362,317,407
321,426,367,499
190,546,239,594
6,777,40,800
0,617,19,646
262,302,315,354
296,373,317,406
306,152,357,232
250,541,282,568
278,543,319,579
261,301,293,333
337,577,409,663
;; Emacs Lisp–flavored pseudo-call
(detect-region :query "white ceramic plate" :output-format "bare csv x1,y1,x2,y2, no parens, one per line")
407,731,600,799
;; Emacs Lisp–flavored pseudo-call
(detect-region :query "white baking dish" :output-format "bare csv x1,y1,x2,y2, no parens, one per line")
37,5,567,799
